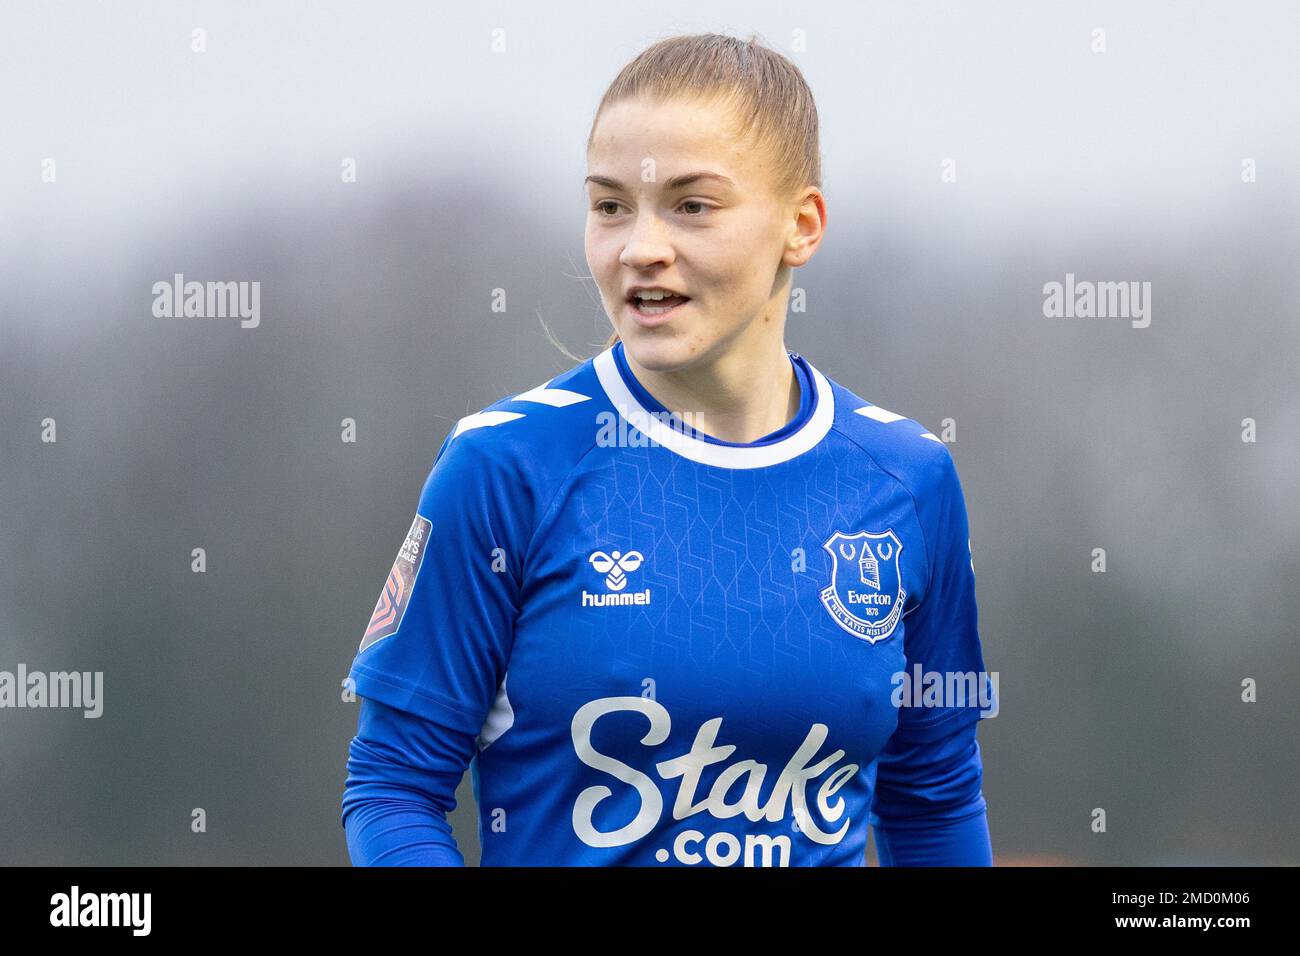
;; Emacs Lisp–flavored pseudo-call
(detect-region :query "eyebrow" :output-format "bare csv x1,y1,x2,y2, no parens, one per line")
584,171,736,191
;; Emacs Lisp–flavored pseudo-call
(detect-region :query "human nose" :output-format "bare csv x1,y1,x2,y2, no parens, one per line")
619,210,675,270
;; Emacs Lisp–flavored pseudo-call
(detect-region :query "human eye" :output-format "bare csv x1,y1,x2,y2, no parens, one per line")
678,199,713,216
591,199,624,216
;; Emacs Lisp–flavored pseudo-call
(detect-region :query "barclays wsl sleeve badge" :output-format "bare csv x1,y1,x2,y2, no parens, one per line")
818,529,906,643
359,514,433,653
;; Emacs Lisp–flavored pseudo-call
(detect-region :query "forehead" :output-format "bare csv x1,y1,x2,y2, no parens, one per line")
587,96,753,178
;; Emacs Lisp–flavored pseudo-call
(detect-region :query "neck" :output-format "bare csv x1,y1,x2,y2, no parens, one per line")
622,330,800,445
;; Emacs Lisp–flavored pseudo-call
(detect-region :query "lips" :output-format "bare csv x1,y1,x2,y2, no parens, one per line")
627,296,691,325
635,294,688,309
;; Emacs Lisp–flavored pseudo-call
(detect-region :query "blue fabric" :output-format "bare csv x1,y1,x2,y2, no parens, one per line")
869,710,992,865
341,345,994,866
874,808,993,866
345,696,993,866
343,696,466,866
611,339,815,446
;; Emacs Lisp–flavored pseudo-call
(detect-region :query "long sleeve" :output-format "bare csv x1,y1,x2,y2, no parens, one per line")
869,712,992,865
874,812,991,866
342,696,471,866
340,423,530,865
869,445,995,865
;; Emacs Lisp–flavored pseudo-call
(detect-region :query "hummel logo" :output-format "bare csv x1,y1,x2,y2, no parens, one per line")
582,549,651,607
588,550,644,591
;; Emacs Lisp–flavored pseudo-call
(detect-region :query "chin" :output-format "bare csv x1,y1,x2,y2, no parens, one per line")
617,330,705,373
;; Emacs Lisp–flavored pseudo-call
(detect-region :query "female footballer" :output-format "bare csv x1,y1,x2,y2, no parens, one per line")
341,32,994,866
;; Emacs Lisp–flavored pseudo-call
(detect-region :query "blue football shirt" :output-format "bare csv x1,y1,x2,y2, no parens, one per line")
342,341,994,866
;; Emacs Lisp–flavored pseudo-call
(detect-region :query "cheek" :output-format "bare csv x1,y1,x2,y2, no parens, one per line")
701,224,762,277
584,229,615,283
703,254,759,302
586,224,619,258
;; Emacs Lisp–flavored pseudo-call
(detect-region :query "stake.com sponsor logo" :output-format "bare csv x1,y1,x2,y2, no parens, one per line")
570,696,859,867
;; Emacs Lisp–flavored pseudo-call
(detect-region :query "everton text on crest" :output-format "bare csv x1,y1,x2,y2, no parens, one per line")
818,530,906,643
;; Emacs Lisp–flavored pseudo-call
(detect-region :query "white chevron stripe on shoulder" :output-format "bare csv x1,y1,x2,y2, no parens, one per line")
853,404,906,424
854,405,947,445
452,409,525,439
512,378,591,407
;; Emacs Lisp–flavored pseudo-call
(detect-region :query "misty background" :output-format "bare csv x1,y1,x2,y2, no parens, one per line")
1,1,1297,865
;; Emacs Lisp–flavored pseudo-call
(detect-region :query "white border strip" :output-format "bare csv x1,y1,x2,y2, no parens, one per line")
592,347,835,469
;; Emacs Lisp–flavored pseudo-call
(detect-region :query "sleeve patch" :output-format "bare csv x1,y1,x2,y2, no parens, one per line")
359,515,432,652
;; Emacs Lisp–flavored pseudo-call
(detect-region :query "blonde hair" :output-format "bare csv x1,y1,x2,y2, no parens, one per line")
587,32,823,351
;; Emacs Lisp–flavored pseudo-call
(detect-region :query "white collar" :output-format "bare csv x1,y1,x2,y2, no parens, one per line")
592,346,835,469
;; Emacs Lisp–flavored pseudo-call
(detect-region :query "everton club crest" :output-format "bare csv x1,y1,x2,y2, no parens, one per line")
819,529,906,643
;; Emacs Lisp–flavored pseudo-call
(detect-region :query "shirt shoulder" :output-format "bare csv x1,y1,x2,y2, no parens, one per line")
817,369,974,609
427,354,609,529
431,356,603,481
821,372,956,505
